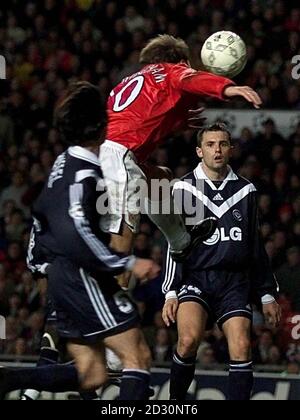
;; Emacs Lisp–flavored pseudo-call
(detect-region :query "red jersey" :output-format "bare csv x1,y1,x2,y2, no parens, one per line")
107,63,234,163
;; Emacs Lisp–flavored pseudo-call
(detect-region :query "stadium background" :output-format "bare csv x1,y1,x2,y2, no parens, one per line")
0,0,300,386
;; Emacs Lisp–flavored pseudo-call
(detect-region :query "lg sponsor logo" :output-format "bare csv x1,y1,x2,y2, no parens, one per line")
204,227,242,246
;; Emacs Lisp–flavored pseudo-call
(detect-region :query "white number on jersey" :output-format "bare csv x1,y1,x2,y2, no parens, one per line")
112,75,144,112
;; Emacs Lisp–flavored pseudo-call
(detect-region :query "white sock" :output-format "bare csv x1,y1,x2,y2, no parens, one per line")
145,198,190,252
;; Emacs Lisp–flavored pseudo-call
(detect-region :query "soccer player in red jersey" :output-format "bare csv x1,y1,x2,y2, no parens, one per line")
100,35,262,278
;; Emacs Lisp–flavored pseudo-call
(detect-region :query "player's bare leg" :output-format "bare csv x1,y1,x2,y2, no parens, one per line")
0,342,106,399
222,317,253,400
110,165,173,289
176,303,208,358
169,302,208,400
67,341,107,391
104,327,151,370
104,327,152,400
142,163,217,262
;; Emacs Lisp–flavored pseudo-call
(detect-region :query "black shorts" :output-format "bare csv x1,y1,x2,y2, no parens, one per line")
177,270,252,329
47,257,139,344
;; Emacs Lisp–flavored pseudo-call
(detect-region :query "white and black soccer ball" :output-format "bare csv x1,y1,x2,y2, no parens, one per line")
201,31,247,79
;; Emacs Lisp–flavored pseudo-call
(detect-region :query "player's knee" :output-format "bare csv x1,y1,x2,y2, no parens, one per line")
120,342,152,370
79,361,108,391
178,334,200,357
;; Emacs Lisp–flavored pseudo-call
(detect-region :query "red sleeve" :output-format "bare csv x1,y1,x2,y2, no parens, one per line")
170,64,235,100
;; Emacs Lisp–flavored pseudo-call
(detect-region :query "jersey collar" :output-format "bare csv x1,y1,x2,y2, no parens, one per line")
194,163,238,191
194,163,238,181
68,146,100,166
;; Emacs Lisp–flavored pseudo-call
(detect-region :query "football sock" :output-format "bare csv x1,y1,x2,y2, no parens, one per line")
145,198,190,252
169,351,197,400
22,347,59,400
79,391,100,400
5,364,80,393
119,369,151,400
228,360,253,400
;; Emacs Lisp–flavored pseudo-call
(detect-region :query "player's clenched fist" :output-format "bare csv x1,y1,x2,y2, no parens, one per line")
132,258,160,282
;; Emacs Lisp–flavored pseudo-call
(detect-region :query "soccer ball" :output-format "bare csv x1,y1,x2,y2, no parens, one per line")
201,31,247,79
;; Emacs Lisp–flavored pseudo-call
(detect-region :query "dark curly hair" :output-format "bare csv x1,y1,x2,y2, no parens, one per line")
54,81,107,145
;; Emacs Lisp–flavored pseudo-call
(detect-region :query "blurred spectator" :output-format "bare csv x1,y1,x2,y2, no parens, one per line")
150,327,174,363
267,345,284,366
4,242,27,283
253,329,274,364
197,344,217,368
209,326,229,364
26,311,44,354
285,362,300,375
276,247,300,311
0,172,29,218
5,209,27,242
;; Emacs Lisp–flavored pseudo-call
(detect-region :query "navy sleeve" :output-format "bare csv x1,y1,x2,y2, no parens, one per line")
248,191,278,302
26,218,51,277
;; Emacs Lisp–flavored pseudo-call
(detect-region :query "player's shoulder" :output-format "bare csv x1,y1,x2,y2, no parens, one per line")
173,170,197,189
165,62,195,77
180,170,196,182
67,146,100,169
236,173,257,192
66,146,102,184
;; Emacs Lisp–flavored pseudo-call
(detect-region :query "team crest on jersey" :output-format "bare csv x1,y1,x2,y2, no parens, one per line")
232,209,243,222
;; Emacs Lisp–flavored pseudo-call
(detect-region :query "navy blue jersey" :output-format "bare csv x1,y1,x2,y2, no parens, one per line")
31,146,134,279
27,216,56,277
163,163,277,301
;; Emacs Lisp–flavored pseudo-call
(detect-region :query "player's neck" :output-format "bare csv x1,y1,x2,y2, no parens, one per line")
201,163,228,181
85,145,100,157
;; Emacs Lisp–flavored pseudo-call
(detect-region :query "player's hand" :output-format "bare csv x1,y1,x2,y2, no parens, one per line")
187,107,207,129
116,271,132,290
263,301,282,328
224,86,262,109
131,258,161,282
162,298,179,327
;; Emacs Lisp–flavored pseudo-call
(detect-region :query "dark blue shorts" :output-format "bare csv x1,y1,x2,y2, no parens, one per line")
177,270,252,329
47,257,139,344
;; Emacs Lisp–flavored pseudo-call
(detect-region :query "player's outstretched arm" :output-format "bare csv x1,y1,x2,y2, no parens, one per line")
224,86,262,109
